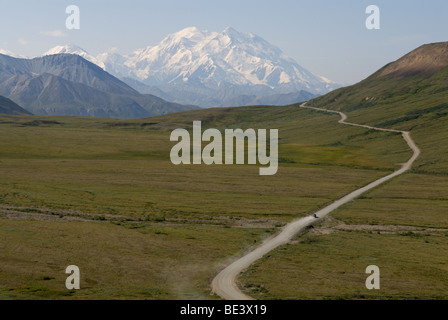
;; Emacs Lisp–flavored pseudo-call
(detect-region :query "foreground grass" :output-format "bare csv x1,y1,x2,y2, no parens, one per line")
238,171,448,300
0,219,270,299
238,169,448,300
240,225,448,299
332,173,448,228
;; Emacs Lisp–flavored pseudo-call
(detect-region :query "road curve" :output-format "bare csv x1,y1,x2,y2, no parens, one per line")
211,103,421,300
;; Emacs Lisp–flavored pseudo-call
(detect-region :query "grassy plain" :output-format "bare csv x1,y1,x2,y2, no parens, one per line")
0,104,412,299
240,225,448,300
0,106,407,221
0,219,269,299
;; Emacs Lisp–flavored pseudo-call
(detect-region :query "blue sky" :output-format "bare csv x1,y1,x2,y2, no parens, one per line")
0,0,447,84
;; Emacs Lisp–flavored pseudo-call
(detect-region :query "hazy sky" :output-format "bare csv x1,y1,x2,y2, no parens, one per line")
1,0,447,84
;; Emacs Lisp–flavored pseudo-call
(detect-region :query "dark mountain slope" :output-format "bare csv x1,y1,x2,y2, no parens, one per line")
0,95,31,115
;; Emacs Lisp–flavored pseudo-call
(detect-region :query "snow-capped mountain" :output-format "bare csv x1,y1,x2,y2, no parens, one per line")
43,27,340,107
0,49,25,58
44,45,105,69
96,49,129,79
103,27,337,90
0,49,16,56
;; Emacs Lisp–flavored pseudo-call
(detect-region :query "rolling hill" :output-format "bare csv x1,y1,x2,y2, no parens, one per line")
309,41,448,174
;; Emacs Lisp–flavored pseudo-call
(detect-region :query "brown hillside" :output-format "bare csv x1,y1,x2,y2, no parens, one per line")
379,41,448,78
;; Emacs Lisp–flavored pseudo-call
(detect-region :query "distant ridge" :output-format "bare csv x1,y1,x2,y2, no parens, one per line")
0,53,197,119
222,90,317,107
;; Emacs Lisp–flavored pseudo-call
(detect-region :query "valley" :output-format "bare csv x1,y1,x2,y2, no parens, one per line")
0,36,447,300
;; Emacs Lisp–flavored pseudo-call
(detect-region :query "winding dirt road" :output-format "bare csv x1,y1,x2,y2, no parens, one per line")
211,103,421,300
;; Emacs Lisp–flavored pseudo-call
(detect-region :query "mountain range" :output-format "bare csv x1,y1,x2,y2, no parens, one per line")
42,27,339,107
0,27,340,117
0,53,196,118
